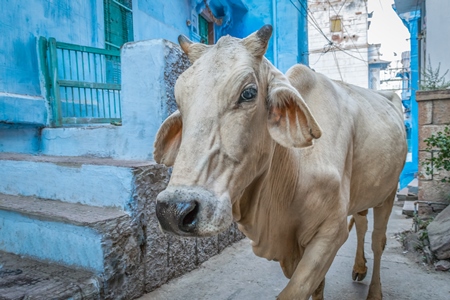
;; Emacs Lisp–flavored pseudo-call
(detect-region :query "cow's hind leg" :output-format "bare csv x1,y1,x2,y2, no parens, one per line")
367,188,396,300
312,278,325,300
351,209,369,281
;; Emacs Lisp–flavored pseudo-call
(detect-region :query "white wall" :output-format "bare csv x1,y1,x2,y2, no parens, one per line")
425,0,450,83
308,0,369,88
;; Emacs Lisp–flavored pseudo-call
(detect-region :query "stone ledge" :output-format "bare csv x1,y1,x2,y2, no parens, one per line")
0,94,48,126
0,193,127,226
0,152,154,168
416,89,450,101
0,154,162,209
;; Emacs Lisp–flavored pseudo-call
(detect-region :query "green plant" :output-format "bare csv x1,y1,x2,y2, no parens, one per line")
422,126,450,183
419,57,450,91
413,214,434,233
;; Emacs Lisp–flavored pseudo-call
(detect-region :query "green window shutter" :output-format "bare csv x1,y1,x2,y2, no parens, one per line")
104,0,133,84
199,15,209,44
104,0,133,50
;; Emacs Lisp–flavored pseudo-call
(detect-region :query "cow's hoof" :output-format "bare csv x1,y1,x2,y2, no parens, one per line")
352,269,367,281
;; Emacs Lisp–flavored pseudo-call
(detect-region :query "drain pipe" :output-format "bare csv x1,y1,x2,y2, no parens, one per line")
272,0,278,68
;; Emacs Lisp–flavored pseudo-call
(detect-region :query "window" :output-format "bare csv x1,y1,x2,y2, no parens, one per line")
104,0,134,50
330,16,342,32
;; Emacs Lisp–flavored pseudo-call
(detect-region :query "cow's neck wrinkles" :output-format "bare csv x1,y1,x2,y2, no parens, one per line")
233,142,304,277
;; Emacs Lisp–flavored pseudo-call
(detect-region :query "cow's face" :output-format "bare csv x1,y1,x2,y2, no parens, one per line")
153,25,321,237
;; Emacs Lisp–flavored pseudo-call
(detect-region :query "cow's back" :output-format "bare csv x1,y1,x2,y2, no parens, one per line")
286,64,407,215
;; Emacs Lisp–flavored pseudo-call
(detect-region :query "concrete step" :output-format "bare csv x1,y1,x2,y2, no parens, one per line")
402,200,416,217
407,178,418,195
0,152,160,210
0,193,129,273
0,193,151,298
0,250,99,300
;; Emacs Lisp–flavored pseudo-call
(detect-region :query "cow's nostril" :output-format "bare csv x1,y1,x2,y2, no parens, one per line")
180,201,199,231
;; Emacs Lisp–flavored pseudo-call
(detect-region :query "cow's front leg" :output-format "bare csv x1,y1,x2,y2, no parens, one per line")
277,220,348,300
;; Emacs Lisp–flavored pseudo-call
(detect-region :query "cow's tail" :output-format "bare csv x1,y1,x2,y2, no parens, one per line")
348,216,355,232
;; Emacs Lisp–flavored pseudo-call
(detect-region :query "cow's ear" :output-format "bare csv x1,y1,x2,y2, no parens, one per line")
267,73,322,148
178,35,210,63
153,110,182,166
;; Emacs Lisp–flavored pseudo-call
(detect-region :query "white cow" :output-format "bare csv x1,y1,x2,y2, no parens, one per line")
153,25,407,300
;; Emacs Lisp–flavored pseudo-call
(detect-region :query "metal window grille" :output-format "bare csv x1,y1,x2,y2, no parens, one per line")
38,37,122,126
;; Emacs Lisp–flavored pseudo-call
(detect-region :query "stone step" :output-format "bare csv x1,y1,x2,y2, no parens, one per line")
0,193,130,273
0,192,246,299
407,178,418,195
0,152,162,210
402,200,416,217
397,194,418,201
0,250,99,300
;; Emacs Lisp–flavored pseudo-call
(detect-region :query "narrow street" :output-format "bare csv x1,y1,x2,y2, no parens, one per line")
140,202,450,300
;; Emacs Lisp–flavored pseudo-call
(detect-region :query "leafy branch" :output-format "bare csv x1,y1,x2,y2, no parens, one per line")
422,126,450,183
420,57,450,91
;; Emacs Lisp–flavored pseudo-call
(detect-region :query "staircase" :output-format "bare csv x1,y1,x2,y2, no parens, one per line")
0,153,244,299
0,152,169,299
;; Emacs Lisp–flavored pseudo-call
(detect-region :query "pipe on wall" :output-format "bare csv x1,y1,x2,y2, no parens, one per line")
272,0,278,68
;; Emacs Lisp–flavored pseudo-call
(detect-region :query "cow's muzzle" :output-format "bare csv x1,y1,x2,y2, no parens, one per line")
155,186,232,237
156,199,199,234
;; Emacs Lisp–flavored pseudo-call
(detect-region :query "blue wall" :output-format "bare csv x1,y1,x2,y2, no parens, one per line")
224,0,308,73
133,0,192,43
0,0,103,97
0,0,308,155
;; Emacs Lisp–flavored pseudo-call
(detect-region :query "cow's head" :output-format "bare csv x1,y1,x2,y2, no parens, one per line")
154,25,321,237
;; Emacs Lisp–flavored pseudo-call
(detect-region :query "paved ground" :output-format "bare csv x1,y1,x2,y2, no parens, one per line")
140,202,450,300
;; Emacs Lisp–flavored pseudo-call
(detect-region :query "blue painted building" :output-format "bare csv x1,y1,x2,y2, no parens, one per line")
393,0,422,188
1,0,309,159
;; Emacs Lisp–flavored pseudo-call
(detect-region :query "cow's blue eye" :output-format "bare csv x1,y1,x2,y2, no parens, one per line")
239,87,257,103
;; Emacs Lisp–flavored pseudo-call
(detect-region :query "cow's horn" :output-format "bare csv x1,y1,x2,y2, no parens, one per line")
256,25,273,44
178,35,193,54
243,24,273,57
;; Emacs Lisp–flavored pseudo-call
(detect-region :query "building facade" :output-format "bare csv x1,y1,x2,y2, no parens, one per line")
308,0,370,88
0,0,309,158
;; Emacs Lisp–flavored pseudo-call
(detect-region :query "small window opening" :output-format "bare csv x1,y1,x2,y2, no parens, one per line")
330,16,342,33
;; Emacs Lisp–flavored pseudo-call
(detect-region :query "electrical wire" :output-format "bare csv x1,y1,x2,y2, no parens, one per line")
335,0,347,16
293,0,334,45
288,0,371,66
327,0,368,65
332,50,344,81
